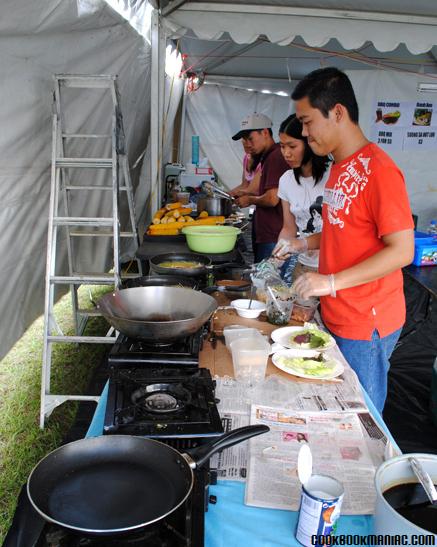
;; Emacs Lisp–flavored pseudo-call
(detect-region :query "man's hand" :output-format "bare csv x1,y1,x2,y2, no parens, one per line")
293,273,331,299
272,238,308,259
236,195,253,208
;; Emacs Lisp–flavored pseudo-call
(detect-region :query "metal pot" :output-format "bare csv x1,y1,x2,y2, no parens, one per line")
197,197,233,217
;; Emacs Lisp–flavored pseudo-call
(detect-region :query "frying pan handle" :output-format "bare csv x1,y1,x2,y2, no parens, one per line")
184,425,269,469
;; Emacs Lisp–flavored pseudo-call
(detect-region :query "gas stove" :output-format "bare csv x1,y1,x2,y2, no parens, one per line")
104,366,223,441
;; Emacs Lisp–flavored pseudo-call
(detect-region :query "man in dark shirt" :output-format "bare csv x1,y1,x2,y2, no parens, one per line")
233,113,290,262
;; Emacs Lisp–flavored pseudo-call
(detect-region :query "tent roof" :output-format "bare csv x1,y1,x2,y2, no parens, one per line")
160,1,437,55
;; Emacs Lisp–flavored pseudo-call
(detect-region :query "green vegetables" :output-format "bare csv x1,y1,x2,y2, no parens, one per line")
277,355,337,377
289,328,332,349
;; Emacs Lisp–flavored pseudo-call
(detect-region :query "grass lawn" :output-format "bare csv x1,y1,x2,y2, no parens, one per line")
0,286,111,541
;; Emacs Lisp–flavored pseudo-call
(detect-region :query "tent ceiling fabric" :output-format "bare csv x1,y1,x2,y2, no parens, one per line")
162,1,437,54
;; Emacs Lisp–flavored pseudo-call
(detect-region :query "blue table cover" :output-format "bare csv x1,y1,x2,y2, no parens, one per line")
86,382,398,546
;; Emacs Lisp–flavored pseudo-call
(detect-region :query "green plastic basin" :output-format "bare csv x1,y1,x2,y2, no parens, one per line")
182,225,241,253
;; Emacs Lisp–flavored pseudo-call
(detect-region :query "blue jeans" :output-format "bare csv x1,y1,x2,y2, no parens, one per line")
254,242,276,263
330,328,402,414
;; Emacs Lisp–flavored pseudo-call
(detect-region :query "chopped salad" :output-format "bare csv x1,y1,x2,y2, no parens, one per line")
276,354,337,377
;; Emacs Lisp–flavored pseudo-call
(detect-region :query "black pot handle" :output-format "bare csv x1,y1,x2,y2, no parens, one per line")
184,425,269,469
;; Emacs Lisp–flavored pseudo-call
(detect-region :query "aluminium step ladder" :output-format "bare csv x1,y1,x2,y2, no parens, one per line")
40,74,142,428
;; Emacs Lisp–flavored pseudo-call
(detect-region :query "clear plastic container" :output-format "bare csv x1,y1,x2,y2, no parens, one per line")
176,191,190,205
265,281,294,325
230,336,271,385
291,298,319,323
223,325,261,349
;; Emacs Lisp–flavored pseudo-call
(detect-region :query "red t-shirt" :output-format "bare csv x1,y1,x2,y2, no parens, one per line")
319,143,414,340
255,143,290,243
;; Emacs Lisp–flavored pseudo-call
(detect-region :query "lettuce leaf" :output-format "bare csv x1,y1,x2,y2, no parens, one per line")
277,355,337,377
289,328,332,349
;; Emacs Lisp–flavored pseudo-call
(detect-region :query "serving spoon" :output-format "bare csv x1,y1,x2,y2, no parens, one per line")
408,457,437,506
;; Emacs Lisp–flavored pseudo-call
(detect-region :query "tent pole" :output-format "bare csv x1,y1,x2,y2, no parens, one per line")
178,78,187,164
150,9,165,213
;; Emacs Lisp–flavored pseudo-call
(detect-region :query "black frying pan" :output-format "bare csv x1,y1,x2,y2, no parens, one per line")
121,275,198,290
27,425,268,536
149,252,241,277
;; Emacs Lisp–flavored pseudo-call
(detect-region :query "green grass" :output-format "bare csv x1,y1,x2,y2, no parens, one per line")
0,285,112,541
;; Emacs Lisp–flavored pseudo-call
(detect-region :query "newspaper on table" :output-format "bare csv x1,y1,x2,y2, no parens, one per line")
210,375,396,513
244,405,384,515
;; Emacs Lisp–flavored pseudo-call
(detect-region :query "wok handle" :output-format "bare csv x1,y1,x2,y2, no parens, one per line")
184,425,269,469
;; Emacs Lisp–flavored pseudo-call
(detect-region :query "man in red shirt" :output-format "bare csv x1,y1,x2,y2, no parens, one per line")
232,113,289,262
274,68,414,412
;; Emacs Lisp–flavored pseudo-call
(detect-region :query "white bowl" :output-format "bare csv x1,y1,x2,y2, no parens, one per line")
231,299,266,318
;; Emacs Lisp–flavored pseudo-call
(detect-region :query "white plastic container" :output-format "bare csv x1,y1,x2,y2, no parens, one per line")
230,336,270,385
223,326,261,349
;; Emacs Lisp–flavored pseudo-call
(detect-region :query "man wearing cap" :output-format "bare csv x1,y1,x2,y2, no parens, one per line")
232,113,290,262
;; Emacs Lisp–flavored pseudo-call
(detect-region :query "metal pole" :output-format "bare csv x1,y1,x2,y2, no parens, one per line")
178,78,188,164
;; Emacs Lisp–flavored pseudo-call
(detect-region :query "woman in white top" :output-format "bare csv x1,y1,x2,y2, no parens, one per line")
273,114,331,282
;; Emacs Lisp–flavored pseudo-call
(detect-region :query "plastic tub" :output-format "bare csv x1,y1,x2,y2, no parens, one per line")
223,325,263,349
412,231,437,266
230,336,271,385
291,298,319,323
176,191,190,205
182,225,241,254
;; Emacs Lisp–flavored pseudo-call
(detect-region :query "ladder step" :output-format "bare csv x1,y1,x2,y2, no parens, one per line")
65,186,128,191
50,274,116,284
56,158,112,168
62,133,111,139
70,230,135,237
56,74,116,88
77,308,103,316
53,217,113,227
48,335,116,344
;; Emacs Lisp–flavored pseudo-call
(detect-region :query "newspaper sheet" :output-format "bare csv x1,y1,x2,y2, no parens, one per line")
244,405,384,514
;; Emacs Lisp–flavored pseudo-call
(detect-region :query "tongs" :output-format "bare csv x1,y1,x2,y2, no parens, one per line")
202,181,235,201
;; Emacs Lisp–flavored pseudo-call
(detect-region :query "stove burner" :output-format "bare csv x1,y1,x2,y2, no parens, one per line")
144,392,178,412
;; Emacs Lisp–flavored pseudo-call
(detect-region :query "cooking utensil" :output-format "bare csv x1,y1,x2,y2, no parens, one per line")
267,286,285,313
121,275,198,289
27,426,269,536
202,181,234,200
409,457,437,505
97,286,217,342
197,196,233,217
182,225,241,254
149,252,239,277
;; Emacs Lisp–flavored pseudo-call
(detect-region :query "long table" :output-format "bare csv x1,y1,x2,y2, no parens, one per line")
87,324,399,547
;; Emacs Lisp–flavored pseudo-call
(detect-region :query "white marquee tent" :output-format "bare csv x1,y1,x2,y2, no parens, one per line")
1,0,437,360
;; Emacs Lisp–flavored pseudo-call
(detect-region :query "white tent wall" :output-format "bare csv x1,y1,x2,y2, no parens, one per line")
182,83,292,188
0,0,151,360
181,71,437,228
345,69,437,231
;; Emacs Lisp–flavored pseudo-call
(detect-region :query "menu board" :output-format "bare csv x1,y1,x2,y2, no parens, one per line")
370,100,437,151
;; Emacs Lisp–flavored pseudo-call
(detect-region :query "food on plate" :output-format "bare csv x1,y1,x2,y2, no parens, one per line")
157,260,203,269
413,109,432,126
275,353,337,377
382,111,401,125
288,328,332,349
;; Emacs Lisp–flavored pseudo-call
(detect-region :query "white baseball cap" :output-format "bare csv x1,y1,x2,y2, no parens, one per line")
232,113,273,140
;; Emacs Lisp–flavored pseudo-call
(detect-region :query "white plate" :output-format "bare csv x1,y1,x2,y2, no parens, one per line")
272,349,344,380
270,326,335,351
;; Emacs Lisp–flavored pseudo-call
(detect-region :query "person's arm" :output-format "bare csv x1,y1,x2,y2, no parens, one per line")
231,169,261,197
294,229,414,299
236,188,279,208
272,232,321,259
277,200,298,241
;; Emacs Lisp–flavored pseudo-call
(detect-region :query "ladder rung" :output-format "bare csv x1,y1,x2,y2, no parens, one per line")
53,217,113,227
56,74,116,88
62,133,111,139
77,308,103,316
48,335,116,344
50,274,116,284
56,158,112,168
70,231,135,237
64,186,128,191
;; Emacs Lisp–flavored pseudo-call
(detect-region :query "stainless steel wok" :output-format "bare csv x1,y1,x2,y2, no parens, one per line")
97,286,217,342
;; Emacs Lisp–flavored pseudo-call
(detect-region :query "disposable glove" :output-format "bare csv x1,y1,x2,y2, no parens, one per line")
271,237,308,259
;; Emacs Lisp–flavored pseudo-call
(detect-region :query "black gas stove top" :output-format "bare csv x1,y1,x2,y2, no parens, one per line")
108,329,204,368
104,366,223,442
